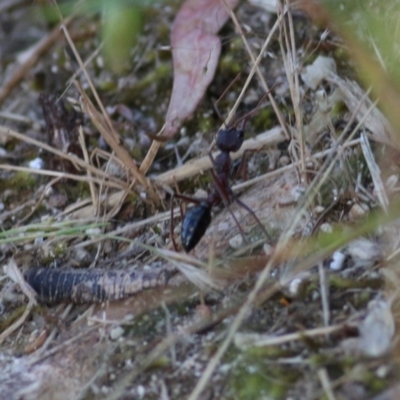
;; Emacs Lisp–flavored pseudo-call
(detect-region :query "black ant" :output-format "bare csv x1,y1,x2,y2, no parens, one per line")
170,103,271,252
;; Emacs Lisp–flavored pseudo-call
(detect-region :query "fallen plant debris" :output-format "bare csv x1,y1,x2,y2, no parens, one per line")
1,1,400,399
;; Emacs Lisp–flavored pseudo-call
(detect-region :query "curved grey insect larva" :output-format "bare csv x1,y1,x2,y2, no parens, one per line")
24,267,175,304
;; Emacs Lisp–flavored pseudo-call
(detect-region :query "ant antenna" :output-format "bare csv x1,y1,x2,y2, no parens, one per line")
234,82,281,130
213,73,242,123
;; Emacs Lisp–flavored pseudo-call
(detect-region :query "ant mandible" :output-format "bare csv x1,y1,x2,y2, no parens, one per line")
170,102,271,252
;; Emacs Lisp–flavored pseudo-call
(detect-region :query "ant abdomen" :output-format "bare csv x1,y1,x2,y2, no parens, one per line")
181,203,212,252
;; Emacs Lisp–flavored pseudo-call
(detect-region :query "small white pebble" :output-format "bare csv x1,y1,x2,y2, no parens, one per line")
278,155,290,166
137,385,146,398
229,234,243,249
347,238,381,268
386,175,398,190
110,326,124,341
319,223,333,233
376,365,390,378
44,186,54,197
329,251,346,271
85,228,102,237
348,203,367,220
194,188,207,198
291,185,306,201
288,277,303,296
359,298,395,357
263,243,273,256
300,56,337,90
96,55,104,68
29,157,44,170
314,205,325,214
125,359,133,367
100,386,108,394
34,236,44,246
311,290,320,301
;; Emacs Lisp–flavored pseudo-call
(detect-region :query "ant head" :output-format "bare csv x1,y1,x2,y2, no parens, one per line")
216,126,244,152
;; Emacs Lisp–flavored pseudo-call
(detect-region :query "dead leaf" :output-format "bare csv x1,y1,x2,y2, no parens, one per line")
161,0,240,139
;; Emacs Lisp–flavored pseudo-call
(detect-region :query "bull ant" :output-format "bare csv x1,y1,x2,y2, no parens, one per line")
171,97,272,252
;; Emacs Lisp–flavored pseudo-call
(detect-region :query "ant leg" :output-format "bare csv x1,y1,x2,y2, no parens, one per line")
209,169,248,244
234,197,271,241
234,149,257,180
208,150,217,169
226,202,248,243
233,83,280,130
170,194,179,251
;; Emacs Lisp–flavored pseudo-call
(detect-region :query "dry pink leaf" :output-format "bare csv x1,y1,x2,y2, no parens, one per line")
161,0,239,138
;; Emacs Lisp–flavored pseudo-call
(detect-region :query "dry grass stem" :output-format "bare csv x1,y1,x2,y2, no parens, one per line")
0,126,128,188
61,24,155,199
279,1,307,175
360,133,389,212
318,261,330,326
78,126,98,211
234,324,344,348
318,368,337,400
223,0,290,139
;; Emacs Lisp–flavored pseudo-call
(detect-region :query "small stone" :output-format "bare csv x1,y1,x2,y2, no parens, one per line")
29,157,44,170
288,277,303,296
47,194,68,208
314,205,325,214
347,238,382,268
85,228,102,237
278,155,290,166
329,251,346,271
301,56,337,90
110,326,124,341
229,234,243,249
386,175,398,191
137,385,146,398
348,203,367,220
263,243,273,256
286,272,310,296
320,223,333,233
376,365,390,378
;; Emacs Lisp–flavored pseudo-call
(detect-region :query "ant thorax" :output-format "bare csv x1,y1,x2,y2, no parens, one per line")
214,151,233,176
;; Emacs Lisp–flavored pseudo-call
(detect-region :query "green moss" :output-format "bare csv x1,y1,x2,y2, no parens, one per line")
52,242,68,257
10,171,37,191
362,369,388,393
219,54,242,75
64,181,91,201
97,79,118,92
252,108,275,132
132,63,171,96
198,114,215,134
246,345,295,359
329,274,383,291
146,354,170,369
228,355,301,399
